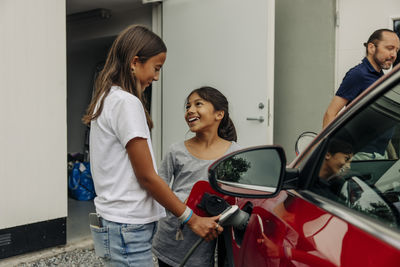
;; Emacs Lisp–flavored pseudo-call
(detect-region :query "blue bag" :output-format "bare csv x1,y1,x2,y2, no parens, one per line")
68,162,96,201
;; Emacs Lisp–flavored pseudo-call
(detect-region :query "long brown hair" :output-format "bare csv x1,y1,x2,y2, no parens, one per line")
82,25,167,128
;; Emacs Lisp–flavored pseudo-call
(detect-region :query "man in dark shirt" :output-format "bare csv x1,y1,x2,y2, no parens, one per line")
323,29,399,128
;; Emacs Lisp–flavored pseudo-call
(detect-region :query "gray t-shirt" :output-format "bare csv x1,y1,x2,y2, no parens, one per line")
152,141,240,267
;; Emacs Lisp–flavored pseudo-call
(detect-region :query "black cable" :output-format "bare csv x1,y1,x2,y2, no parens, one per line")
179,237,203,267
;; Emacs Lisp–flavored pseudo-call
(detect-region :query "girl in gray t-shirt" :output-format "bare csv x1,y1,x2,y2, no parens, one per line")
152,86,240,267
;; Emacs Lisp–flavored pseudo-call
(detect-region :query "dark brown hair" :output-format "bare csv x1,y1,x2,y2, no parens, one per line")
363,29,396,56
327,138,353,155
82,25,167,128
187,86,237,142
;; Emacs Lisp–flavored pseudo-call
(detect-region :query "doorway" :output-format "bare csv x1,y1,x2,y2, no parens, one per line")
66,0,154,243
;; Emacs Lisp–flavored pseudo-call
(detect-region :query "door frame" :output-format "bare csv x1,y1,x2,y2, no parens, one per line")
151,3,164,164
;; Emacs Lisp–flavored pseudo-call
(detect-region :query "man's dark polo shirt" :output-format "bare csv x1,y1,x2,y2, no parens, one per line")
336,57,384,102
336,57,390,155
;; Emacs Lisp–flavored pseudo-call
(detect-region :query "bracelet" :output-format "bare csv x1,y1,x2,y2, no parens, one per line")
182,210,193,224
178,206,192,223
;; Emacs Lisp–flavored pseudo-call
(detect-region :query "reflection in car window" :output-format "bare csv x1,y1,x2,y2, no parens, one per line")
311,83,400,230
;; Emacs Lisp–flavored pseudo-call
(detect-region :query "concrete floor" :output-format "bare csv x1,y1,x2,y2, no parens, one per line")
67,197,96,243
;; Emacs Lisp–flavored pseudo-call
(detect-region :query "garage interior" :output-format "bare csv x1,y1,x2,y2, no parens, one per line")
66,0,153,243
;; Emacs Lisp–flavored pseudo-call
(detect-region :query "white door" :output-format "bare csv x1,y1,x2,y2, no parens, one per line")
162,0,275,153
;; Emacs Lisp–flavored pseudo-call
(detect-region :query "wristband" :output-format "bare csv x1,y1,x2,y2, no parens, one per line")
178,206,192,223
182,210,193,224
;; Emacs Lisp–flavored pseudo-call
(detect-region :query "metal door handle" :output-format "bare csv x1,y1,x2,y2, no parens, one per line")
246,116,264,123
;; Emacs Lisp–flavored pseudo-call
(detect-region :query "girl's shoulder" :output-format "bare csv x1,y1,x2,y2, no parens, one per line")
163,141,195,164
227,141,241,153
167,141,186,152
101,86,145,122
108,86,141,105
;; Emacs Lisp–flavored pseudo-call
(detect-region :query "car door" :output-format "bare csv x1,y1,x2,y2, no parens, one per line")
223,69,400,266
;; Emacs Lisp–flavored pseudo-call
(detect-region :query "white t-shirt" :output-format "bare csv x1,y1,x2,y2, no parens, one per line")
90,86,165,224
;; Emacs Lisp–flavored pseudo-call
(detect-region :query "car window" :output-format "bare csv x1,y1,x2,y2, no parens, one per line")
310,83,400,230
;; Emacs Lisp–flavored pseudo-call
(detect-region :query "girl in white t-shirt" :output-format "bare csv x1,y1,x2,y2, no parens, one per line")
82,25,222,267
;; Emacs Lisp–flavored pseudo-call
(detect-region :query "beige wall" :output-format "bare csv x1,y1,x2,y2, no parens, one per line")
0,0,67,228
274,0,336,162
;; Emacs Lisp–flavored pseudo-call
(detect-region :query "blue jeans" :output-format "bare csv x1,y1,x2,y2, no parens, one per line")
90,217,157,267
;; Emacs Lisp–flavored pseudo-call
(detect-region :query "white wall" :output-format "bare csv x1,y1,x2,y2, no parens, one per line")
336,0,400,88
0,0,67,228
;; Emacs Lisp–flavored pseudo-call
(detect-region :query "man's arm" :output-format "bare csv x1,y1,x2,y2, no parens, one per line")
323,96,348,129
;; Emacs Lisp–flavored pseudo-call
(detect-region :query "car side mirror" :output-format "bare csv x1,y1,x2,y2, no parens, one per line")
208,146,286,198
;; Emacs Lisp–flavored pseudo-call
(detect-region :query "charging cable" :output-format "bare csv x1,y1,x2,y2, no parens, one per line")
179,205,247,267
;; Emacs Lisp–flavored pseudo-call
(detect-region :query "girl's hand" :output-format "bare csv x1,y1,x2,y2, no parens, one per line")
186,214,223,241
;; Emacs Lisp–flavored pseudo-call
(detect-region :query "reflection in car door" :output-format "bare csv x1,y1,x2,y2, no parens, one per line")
235,192,339,267
232,191,399,266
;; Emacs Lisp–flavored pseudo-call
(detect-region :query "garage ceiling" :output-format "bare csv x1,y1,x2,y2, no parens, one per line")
66,0,144,15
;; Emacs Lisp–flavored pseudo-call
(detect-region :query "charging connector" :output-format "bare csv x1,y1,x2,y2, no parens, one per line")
218,205,239,225
179,204,249,267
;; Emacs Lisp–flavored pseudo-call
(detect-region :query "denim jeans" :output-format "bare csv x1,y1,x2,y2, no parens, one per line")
90,217,157,267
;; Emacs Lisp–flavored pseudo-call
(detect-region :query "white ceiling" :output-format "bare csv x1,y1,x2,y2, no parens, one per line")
66,0,144,15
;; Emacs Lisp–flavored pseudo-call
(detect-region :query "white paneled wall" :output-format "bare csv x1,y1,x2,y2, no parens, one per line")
0,0,67,228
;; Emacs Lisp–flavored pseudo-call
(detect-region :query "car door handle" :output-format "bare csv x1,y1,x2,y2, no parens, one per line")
246,116,264,123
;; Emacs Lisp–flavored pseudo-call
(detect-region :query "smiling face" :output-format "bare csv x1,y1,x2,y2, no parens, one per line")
185,92,224,133
322,152,353,179
131,52,166,91
368,32,400,71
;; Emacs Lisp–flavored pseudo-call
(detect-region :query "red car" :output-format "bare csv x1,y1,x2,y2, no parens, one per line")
187,64,400,266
